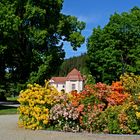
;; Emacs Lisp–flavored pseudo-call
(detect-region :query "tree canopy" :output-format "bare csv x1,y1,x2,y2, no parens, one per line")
0,0,85,96
87,7,140,83
57,53,87,76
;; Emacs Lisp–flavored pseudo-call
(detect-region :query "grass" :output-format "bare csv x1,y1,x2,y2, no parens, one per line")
7,96,18,102
0,96,19,115
0,105,18,115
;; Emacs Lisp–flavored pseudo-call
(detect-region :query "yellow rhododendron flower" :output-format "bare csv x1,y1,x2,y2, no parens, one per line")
136,112,140,119
18,80,60,130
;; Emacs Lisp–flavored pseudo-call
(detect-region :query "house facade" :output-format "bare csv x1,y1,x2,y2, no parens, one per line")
49,68,84,93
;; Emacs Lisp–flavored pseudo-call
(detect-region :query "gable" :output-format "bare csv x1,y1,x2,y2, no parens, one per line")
66,68,84,81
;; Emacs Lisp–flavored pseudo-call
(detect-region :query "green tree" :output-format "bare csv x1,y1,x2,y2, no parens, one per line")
0,0,85,96
58,53,87,76
87,7,140,83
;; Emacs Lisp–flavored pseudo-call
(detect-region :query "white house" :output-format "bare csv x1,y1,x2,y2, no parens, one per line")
49,68,84,93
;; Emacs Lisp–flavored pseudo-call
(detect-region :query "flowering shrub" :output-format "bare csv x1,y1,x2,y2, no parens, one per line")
106,82,128,106
80,103,105,132
79,82,130,133
17,75,140,134
70,84,105,132
120,73,140,98
18,81,60,130
80,100,139,134
120,73,140,133
81,82,128,107
49,93,83,132
94,82,110,100
100,105,129,134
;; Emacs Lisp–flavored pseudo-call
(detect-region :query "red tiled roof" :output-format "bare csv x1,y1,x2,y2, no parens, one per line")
66,68,84,81
50,77,66,83
50,68,84,83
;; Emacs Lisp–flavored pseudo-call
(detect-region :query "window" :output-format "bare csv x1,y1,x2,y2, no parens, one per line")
72,84,76,90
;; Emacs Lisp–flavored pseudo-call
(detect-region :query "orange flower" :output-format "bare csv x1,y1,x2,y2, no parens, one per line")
77,104,84,112
72,101,79,107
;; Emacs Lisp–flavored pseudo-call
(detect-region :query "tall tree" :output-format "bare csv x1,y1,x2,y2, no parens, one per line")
87,7,140,83
0,0,85,93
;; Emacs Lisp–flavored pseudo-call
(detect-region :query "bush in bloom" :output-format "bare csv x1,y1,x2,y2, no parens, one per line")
120,73,140,133
106,82,128,106
17,75,140,134
78,82,131,133
120,73,140,98
18,81,60,130
49,93,84,132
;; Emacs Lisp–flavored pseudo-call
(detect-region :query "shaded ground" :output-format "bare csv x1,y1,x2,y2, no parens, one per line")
0,105,16,109
0,101,19,107
0,101,19,115
0,115,140,140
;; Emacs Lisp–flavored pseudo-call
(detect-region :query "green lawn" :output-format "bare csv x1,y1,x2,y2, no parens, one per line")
0,105,18,115
7,96,18,102
0,96,19,115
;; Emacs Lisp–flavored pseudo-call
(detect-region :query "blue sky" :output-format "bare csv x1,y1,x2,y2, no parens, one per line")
62,0,140,58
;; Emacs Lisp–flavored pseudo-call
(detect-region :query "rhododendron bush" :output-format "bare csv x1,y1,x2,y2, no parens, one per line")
18,74,140,134
49,93,82,132
18,81,60,130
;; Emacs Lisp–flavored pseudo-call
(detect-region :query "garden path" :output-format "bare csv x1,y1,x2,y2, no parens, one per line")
0,115,139,140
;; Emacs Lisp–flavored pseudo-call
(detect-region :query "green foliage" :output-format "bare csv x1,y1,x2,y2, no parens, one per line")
85,74,95,85
104,106,121,134
0,85,6,101
57,53,87,76
81,94,96,106
87,7,140,83
126,106,140,133
0,92,6,101
0,0,85,95
28,55,53,84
